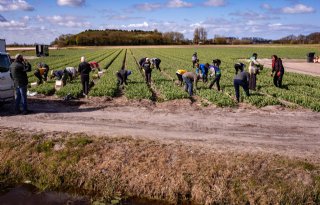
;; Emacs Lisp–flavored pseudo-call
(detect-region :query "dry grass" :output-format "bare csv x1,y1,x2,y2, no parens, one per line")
0,128,319,204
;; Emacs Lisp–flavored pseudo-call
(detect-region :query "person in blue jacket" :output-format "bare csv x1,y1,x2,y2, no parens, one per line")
195,63,209,82
208,59,222,91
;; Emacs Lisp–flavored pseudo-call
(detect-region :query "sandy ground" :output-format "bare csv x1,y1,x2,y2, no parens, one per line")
257,58,320,76
1,98,319,162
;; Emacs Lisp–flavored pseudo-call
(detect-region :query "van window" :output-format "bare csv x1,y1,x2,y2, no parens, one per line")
0,54,10,72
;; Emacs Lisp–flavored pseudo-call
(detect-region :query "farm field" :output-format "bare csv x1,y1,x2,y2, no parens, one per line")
1,45,320,205
18,45,320,111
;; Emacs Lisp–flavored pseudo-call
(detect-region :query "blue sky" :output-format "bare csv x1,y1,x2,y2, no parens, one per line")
0,0,319,44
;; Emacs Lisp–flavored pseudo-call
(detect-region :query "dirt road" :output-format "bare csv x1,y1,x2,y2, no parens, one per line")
258,58,320,76
1,98,319,162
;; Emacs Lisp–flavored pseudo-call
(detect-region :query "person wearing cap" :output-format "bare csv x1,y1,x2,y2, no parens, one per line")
233,63,250,103
78,56,92,96
34,62,49,84
151,58,161,71
9,54,32,115
142,58,152,84
248,53,263,90
208,59,222,91
176,69,187,86
192,52,198,68
89,61,100,71
182,72,200,97
116,66,132,86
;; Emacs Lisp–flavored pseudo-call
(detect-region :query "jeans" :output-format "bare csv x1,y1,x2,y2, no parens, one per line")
145,72,152,84
183,76,193,96
209,75,221,91
81,74,90,95
15,85,28,112
234,79,250,102
273,72,284,87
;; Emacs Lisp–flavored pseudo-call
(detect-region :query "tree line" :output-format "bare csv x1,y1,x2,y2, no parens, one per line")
8,28,320,47
51,29,188,47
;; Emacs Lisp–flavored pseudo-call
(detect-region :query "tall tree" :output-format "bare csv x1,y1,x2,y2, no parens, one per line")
193,27,207,44
193,28,200,44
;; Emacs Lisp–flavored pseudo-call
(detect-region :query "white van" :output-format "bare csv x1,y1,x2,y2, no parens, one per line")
0,52,14,105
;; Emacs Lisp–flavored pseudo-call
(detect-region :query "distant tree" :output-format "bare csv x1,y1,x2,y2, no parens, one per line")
193,28,200,44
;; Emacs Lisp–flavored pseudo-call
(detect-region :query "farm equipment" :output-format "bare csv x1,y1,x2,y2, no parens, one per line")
36,45,49,57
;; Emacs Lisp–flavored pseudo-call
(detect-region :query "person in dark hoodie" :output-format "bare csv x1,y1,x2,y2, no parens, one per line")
116,66,132,86
142,58,152,84
271,55,285,88
78,56,92,96
233,63,250,103
10,54,32,114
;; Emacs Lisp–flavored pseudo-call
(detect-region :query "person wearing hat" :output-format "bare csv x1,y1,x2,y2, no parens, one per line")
176,69,187,86
34,62,49,84
116,66,132,86
248,53,262,90
142,58,152,84
151,57,161,71
78,56,92,96
9,54,32,115
208,59,222,91
233,63,250,103
192,52,198,68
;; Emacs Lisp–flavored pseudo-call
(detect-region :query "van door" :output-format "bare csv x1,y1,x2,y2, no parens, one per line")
0,54,14,102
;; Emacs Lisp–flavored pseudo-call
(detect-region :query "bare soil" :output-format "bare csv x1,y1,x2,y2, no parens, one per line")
257,58,320,76
1,97,319,162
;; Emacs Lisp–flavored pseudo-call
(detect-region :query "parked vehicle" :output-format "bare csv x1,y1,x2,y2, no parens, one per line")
0,52,14,105
0,39,6,53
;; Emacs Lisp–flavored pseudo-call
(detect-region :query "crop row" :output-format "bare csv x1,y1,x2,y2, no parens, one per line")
139,47,320,111
130,49,189,102
90,50,125,97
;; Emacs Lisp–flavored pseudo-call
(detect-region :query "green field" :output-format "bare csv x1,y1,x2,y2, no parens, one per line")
21,45,320,111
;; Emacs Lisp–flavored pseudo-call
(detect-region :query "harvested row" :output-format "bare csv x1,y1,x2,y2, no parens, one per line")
125,50,152,100
133,48,236,106
27,49,118,96
90,50,125,97
131,49,189,101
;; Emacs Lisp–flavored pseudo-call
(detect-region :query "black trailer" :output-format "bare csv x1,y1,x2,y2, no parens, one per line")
36,45,49,57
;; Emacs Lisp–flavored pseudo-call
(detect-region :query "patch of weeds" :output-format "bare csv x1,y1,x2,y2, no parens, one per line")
36,140,54,153
201,101,209,107
66,136,93,148
297,161,317,171
32,134,45,141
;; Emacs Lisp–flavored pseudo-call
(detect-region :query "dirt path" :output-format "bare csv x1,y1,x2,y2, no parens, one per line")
1,98,319,162
258,58,320,76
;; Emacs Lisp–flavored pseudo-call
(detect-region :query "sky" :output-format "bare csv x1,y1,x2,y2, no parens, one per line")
0,0,319,44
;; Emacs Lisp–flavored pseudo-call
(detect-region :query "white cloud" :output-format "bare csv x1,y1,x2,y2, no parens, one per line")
0,0,34,12
0,20,26,28
203,0,226,7
261,3,272,10
134,3,162,11
167,0,192,8
282,4,315,14
127,21,149,28
57,0,85,7
37,15,91,28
